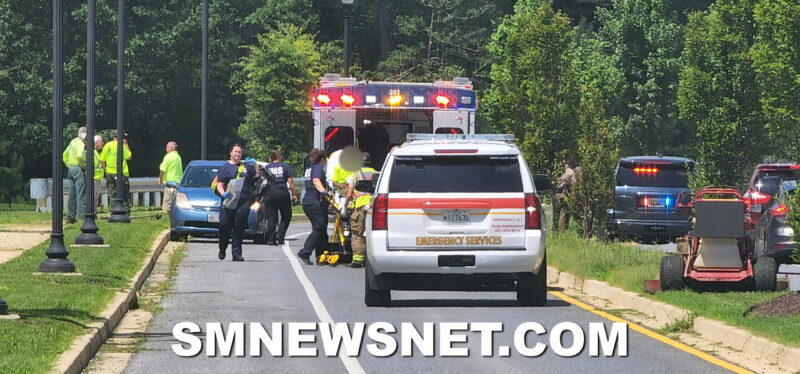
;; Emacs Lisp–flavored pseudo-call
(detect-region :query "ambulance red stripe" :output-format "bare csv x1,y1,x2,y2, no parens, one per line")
387,198,524,210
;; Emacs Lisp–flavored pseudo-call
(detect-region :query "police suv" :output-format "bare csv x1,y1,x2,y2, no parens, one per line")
365,134,551,307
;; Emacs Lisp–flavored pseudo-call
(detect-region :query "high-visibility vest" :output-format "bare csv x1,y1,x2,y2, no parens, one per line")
350,167,376,209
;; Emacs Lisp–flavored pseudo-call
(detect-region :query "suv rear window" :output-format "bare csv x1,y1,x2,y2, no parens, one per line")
753,170,798,195
616,164,690,188
389,156,523,193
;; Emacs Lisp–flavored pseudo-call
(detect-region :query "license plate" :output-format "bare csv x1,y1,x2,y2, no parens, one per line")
646,225,665,232
208,212,220,223
649,199,665,208
443,210,470,225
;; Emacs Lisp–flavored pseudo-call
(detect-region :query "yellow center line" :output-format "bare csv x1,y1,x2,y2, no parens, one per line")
548,291,752,374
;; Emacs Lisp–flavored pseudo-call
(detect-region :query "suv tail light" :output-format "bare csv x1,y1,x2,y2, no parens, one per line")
747,190,771,205
772,204,789,219
372,194,389,230
525,193,542,230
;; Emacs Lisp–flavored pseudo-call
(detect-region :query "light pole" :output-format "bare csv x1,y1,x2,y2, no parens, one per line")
40,0,76,273
76,0,104,244
342,0,353,77
109,0,130,223
201,0,208,160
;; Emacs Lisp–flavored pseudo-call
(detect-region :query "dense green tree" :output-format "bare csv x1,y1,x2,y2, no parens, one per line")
678,0,764,188
751,0,800,161
569,87,619,239
572,32,625,116
595,0,684,156
482,0,580,176
236,25,329,169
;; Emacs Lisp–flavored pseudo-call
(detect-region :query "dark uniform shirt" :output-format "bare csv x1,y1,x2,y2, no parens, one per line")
217,162,256,202
304,164,326,202
265,162,293,191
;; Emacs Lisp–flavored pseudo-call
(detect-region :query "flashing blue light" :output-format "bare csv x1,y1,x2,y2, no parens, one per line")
665,196,672,206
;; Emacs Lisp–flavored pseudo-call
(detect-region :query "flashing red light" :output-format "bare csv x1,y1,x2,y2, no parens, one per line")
316,94,331,105
435,95,450,107
633,167,659,174
341,94,355,106
772,204,789,217
791,165,800,170
372,194,389,230
324,127,340,143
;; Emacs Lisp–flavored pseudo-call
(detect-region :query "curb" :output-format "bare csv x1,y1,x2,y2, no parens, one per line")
51,229,170,374
547,266,800,372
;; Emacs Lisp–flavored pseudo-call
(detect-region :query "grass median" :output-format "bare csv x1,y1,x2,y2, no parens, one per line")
0,217,168,374
548,231,800,347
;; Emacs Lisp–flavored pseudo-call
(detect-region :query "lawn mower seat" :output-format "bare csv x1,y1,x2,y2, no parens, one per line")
692,199,745,238
692,199,745,269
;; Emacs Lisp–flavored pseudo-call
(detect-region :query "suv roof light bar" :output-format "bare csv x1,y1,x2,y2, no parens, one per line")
405,134,515,143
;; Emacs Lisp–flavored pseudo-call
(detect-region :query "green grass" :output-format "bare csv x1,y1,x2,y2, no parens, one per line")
0,218,168,374
548,231,800,348
0,211,51,226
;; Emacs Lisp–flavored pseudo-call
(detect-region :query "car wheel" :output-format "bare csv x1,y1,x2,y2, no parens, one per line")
517,257,547,306
753,256,777,291
659,255,685,291
364,259,390,307
169,230,185,242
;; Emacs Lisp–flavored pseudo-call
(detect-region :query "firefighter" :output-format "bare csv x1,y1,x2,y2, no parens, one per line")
343,152,377,268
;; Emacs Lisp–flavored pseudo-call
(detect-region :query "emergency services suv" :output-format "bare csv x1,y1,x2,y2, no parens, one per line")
364,134,551,307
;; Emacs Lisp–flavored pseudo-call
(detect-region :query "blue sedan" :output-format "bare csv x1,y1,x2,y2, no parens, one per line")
169,160,268,243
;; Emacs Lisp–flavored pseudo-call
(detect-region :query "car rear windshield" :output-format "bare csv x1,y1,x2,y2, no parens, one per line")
616,164,690,188
388,155,523,193
181,166,219,187
753,171,798,195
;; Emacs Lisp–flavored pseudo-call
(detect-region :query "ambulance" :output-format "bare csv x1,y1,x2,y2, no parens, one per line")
363,134,552,307
312,74,477,170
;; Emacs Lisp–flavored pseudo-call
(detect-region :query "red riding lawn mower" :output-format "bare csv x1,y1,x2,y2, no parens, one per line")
659,187,778,291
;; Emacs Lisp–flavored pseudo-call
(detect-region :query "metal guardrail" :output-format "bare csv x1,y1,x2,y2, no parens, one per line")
30,177,310,212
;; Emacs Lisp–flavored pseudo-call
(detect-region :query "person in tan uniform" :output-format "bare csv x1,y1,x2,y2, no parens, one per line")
553,159,577,231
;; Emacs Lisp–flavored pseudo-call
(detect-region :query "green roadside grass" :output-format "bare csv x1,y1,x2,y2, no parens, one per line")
0,218,168,374
548,231,800,348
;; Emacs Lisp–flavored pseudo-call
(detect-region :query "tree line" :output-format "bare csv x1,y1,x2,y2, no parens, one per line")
1,0,797,217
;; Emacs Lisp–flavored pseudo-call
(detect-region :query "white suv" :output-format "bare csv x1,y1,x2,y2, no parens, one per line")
365,134,551,307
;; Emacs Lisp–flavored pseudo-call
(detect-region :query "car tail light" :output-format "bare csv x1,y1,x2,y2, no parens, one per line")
525,193,542,230
772,204,789,218
316,94,331,105
747,190,771,205
372,194,389,230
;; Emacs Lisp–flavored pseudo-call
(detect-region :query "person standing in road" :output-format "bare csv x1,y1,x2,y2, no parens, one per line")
91,135,105,210
296,149,328,265
553,158,577,231
215,143,259,262
343,152,377,268
62,127,87,223
158,141,183,217
264,149,296,245
100,131,132,209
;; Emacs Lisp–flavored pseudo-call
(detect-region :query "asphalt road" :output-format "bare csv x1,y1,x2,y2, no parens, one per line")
124,222,732,374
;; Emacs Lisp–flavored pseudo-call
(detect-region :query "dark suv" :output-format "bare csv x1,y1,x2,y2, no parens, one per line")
607,156,694,242
753,180,798,263
744,163,800,230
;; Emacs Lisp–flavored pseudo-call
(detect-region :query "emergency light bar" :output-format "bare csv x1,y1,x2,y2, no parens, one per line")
406,134,515,143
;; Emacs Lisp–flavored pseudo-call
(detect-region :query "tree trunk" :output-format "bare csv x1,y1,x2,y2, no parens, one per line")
375,0,389,61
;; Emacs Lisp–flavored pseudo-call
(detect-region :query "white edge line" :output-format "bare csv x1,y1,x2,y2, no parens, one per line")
280,238,366,374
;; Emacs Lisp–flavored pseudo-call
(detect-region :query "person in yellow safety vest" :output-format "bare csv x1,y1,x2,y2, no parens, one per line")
100,131,132,209
158,141,183,217
62,127,87,223
328,149,353,192
343,152,377,268
92,135,105,210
